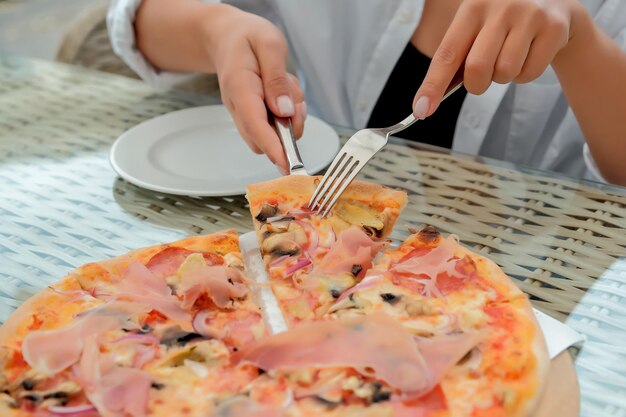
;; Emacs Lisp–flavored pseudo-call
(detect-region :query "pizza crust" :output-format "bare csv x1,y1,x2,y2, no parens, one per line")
0,231,239,348
458,245,550,417
246,175,407,209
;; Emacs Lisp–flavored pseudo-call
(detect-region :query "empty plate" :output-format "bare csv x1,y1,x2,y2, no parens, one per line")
110,105,339,196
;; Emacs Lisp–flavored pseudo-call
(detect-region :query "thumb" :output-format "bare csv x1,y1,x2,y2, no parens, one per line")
251,32,295,118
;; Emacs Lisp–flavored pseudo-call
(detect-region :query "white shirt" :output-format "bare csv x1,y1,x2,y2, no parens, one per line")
107,0,626,182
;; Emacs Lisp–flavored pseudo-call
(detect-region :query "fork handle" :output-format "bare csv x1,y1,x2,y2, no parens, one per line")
385,79,465,136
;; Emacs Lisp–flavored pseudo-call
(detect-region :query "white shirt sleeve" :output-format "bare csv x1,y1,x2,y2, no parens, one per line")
106,0,205,88
582,143,607,183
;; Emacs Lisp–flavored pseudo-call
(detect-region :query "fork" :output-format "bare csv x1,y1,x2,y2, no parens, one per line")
309,81,465,217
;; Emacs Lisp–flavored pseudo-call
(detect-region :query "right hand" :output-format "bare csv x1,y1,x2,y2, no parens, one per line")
205,6,307,174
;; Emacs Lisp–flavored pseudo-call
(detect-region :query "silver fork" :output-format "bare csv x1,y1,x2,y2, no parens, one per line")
309,81,465,217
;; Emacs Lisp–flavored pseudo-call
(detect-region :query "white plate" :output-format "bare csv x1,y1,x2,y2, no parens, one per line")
110,105,339,196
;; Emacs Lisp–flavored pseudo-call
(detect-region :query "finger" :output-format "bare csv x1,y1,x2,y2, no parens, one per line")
224,72,289,172
463,23,507,95
292,101,307,139
287,73,305,104
413,5,480,119
493,27,534,84
250,31,295,118
287,73,306,138
515,19,569,83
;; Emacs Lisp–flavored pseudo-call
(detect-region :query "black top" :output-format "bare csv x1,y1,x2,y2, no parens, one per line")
367,43,467,149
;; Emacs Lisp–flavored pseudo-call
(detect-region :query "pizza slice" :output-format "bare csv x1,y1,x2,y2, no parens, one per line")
0,231,272,417
246,175,407,325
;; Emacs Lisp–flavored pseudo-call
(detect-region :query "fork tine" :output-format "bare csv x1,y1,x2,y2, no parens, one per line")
308,151,350,209
320,159,365,217
314,155,356,212
316,157,360,216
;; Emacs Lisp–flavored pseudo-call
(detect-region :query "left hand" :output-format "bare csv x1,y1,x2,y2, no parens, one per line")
413,0,585,119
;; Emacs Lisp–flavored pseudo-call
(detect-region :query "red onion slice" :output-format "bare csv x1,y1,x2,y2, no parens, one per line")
285,258,312,276
47,404,96,415
266,215,294,223
270,255,291,267
334,274,384,304
286,208,312,218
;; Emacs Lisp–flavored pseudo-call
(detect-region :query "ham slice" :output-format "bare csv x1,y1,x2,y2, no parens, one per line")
75,337,152,417
234,312,480,397
391,236,471,297
179,265,248,310
315,227,383,276
22,302,145,375
146,247,223,278
114,262,189,322
415,332,483,388
91,367,152,417
392,236,460,280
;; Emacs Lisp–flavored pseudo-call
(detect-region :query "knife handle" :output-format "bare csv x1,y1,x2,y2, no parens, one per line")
270,115,307,175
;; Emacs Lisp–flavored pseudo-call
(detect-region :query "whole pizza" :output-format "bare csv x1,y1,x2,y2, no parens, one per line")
0,175,548,417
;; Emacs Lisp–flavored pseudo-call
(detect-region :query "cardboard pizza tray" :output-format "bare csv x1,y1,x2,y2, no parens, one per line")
535,351,580,417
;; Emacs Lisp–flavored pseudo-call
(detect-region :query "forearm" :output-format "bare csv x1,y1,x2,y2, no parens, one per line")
135,0,232,73
552,9,626,185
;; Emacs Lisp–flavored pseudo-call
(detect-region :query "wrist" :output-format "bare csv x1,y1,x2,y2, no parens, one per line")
194,4,241,73
553,4,597,70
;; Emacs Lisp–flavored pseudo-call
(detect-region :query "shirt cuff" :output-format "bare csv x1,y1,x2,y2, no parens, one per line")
583,143,607,183
106,0,201,88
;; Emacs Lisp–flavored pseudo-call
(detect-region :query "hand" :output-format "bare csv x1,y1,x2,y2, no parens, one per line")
413,0,584,119
205,6,307,173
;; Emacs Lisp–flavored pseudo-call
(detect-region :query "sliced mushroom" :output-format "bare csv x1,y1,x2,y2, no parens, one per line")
17,381,81,407
155,340,228,369
261,234,300,257
350,264,363,277
313,395,343,409
255,203,278,223
261,221,289,235
158,325,205,347
380,293,401,305
287,221,308,246
417,225,440,243
456,347,482,371
333,202,385,238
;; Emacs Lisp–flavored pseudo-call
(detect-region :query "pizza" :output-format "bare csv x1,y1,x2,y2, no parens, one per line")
0,176,549,417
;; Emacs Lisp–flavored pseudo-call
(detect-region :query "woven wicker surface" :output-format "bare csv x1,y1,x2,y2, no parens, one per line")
0,54,625,416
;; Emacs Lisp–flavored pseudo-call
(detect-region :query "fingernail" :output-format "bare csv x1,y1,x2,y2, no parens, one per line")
300,101,308,120
413,96,430,120
277,95,295,116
